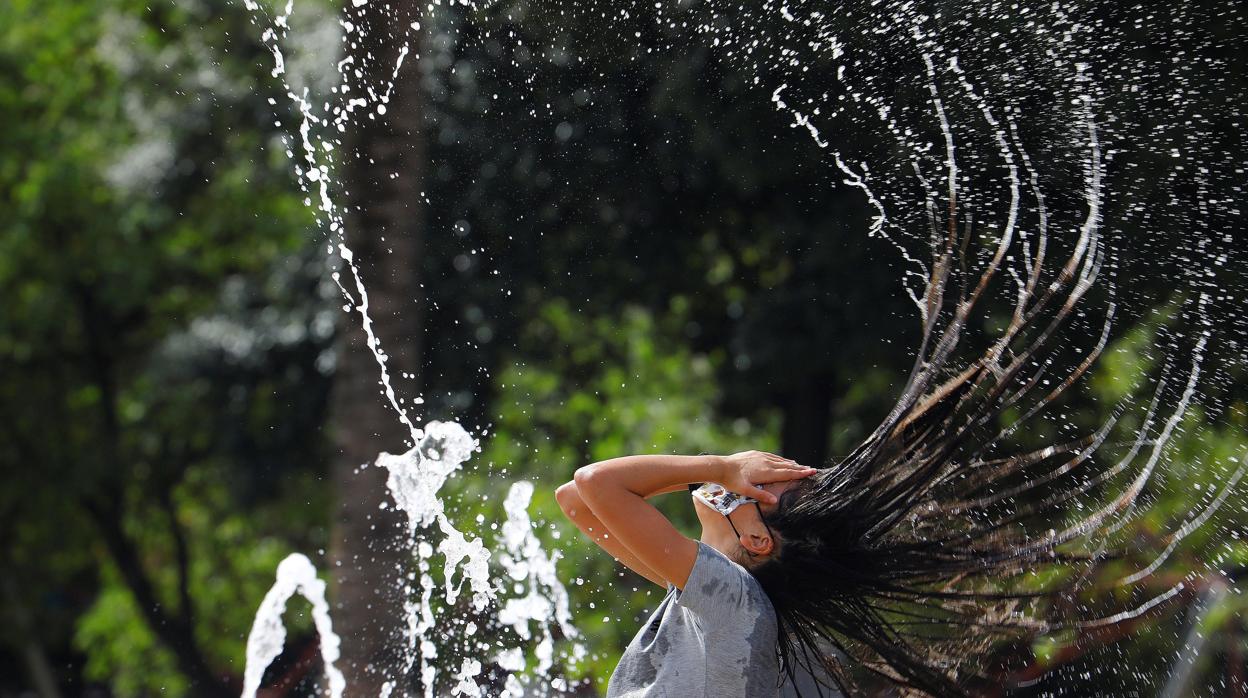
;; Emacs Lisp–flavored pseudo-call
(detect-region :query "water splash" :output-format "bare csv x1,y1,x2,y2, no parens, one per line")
376,422,494,696
238,1,580,694
496,482,583,694
242,553,345,698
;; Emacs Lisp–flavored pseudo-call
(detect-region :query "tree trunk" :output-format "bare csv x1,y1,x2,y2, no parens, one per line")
328,2,428,694
86,503,232,697
4,576,63,698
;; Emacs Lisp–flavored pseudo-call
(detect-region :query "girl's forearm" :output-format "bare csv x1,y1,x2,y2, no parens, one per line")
573,453,725,497
571,454,715,588
555,481,667,587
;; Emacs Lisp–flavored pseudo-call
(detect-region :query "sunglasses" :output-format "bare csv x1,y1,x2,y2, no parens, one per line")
688,482,776,554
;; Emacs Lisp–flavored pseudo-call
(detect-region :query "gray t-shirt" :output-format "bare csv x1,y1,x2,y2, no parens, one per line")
605,541,782,697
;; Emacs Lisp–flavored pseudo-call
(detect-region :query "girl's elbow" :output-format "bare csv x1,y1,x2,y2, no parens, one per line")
572,464,597,490
573,465,612,506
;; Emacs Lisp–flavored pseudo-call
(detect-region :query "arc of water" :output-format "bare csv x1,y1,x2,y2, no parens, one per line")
242,554,346,698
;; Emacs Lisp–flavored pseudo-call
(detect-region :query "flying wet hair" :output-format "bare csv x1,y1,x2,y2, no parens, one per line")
742,99,1244,696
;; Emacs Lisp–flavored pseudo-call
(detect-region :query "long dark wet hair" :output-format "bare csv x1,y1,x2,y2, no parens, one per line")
743,90,1244,697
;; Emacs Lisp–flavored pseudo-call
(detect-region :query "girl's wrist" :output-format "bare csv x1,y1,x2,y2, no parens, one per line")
703,454,729,482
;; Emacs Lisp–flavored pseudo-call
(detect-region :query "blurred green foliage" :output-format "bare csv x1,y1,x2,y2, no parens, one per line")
1,0,331,694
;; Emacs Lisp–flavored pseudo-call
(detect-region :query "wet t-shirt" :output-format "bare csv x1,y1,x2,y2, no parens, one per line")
605,541,782,697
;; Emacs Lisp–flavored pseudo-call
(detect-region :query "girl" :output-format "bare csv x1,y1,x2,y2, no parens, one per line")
556,450,819,697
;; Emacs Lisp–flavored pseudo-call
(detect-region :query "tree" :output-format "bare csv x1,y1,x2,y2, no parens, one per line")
0,0,330,694
326,0,430,692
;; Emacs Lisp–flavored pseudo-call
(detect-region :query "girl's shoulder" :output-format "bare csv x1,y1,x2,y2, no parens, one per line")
676,542,777,626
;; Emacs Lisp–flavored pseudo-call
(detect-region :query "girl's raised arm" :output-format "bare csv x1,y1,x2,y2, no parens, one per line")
555,481,670,587
569,454,724,589
560,452,810,589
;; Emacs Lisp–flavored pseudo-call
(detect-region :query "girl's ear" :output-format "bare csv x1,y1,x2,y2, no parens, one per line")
742,532,774,557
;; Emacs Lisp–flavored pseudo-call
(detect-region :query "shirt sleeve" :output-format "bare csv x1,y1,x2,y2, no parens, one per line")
675,541,759,619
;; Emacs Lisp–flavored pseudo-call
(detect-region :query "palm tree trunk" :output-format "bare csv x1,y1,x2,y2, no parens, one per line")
328,2,427,693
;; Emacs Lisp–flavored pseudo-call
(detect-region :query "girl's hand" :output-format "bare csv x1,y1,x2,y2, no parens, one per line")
718,450,817,504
